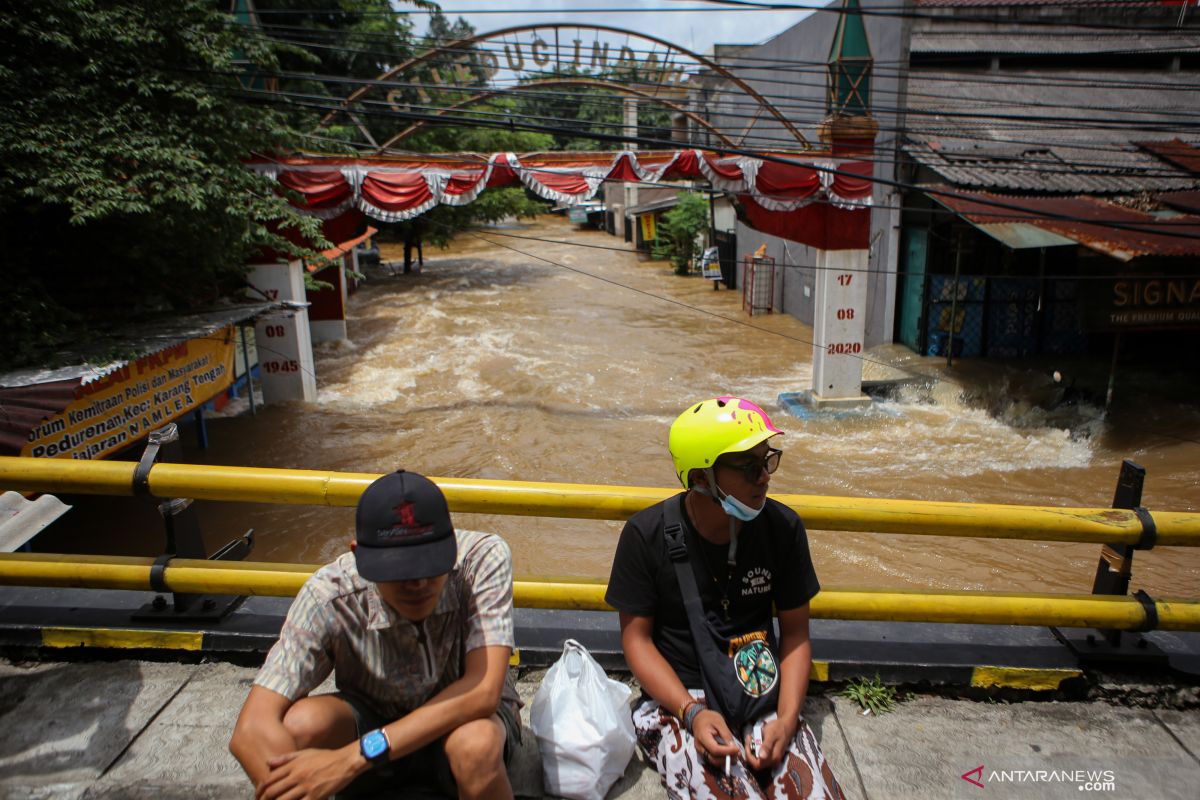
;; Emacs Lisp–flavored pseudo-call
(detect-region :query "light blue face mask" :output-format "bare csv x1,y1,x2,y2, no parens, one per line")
697,469,765,522
694,471,763,566
720,491,764,522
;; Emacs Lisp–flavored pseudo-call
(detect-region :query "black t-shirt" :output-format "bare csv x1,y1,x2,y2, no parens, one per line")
605,493,821,690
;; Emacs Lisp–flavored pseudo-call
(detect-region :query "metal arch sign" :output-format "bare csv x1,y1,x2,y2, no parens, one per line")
317,23,811,151
412,32,691,88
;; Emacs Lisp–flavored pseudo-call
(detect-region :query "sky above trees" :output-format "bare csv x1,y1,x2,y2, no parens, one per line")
412,1,819,55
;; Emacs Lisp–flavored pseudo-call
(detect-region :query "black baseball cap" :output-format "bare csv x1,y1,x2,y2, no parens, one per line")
354,470,457,582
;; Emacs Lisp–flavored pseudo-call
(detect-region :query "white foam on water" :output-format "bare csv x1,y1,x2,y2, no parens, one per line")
789,389,1098,478
456,375,498,399
316,362,422,407
314,337,359,355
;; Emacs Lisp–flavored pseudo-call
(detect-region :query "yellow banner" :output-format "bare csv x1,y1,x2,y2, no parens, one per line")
23,326,236,460
640,213,656,242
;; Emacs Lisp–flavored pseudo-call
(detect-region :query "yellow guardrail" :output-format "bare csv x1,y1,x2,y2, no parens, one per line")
0,553,1197,630
2,457,1198,546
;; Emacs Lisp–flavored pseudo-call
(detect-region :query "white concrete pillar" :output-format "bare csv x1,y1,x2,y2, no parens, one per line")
246,261,317,403
811,248,870,408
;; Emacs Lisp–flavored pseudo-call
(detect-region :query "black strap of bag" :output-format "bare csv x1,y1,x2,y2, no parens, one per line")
663,494,778,730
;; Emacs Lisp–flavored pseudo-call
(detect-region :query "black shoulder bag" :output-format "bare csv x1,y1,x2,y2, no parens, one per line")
663,494,780,730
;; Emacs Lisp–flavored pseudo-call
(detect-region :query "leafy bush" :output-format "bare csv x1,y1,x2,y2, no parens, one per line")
652,192,709,275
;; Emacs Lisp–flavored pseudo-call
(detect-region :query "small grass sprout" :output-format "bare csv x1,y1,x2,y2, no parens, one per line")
840,674,897,715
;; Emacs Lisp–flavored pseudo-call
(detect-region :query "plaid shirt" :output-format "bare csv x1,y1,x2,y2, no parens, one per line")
255,529,518,720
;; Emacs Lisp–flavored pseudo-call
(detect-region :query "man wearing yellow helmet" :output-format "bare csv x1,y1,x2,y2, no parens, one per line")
606,397,844,799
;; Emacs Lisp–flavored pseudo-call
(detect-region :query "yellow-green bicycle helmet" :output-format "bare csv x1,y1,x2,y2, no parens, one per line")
668,396,783,488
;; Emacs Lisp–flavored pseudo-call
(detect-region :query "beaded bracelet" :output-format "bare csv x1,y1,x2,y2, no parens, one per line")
683,701,706,733
677,698,699,722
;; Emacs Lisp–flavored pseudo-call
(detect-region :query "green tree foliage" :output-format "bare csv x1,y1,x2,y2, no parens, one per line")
366,14,554,243
0,0,322,370
653,192,710,275
254,0,436,149
509,64,675,151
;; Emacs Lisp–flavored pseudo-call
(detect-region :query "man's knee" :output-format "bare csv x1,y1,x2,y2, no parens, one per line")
282,696,355,749
444,716,506,780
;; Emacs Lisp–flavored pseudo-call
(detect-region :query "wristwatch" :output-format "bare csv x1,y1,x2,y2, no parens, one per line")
359,728,391,768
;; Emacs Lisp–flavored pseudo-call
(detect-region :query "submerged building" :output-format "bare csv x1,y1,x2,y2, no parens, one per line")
687,0,1200,360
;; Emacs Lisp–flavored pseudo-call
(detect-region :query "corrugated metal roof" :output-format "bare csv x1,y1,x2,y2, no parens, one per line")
927,186,1200,261
916,0,1165,6
912,30,1200,55
628,195,681,216
1137,139,1200,174
1161,190,1200,214
0,492,71,553
0,303,280,390
903,69,1200,193
0,303,281,457
937,213,1078,249
906,140,1200,194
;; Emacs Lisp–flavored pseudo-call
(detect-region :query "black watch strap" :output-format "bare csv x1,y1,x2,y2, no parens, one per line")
359,728,391,768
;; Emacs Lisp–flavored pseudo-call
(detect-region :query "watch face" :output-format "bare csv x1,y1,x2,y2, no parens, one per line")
361,729,389,760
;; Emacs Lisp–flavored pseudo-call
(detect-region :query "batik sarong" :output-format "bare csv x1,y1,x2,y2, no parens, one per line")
632,691,846,800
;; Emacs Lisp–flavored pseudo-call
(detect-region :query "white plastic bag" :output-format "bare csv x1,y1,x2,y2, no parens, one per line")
530,639,636,800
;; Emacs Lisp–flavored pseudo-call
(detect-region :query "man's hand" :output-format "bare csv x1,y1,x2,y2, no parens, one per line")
743,716,796,772
256,747,362,800
690,709,739,768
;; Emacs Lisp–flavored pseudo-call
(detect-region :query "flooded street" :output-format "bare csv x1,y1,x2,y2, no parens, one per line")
55,216,1200,596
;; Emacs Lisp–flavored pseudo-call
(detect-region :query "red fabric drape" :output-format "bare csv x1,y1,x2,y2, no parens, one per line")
486,157,518,187
278,170,353,210
606,153,644,182
254,151,875,251
360,172,432,212
754,162,822,201
661,150,702,180
740,197,870,250
445,170,489,197
524,169,593,196
829,160,874,201
703,154,744,181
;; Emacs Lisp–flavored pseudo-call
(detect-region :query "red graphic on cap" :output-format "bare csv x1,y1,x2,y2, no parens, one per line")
394,501,418,527
961,765,985,788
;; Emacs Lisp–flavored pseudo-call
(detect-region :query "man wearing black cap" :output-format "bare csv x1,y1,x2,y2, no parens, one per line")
229,470,520,799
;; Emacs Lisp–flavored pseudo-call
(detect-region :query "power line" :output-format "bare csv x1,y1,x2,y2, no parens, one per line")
240,22,1200,94
228,84,1200,244
231,26,1200,154
216,62,1200,178
236,81,1200,197
244,1,1200,35
251,73,1200,162
232,13,1200,93
250,60,1200,134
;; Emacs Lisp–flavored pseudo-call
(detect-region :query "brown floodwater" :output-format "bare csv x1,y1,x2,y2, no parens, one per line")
40,216,1200,597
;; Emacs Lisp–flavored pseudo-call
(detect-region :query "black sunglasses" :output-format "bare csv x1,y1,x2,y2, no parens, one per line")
718,447,782,482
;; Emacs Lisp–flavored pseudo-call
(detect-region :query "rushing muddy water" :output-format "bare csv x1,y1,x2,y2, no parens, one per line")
44,216,1200,596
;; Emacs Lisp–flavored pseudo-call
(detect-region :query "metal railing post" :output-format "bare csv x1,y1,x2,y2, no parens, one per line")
130,425,254,622
1091,460,1144,646
1053,460,1167,664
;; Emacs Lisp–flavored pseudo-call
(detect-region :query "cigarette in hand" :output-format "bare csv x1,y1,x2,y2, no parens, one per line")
725,754,731,776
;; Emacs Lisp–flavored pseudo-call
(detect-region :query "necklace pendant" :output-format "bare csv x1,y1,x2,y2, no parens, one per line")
721,598,730,622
